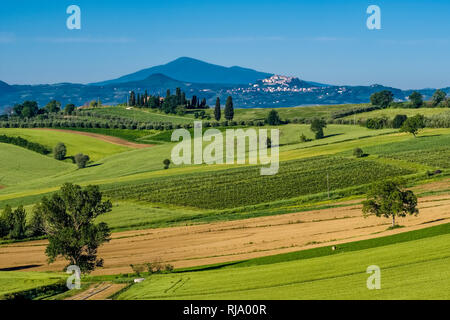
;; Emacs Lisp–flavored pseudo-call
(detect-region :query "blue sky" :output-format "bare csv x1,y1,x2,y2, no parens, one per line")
0,0,449,89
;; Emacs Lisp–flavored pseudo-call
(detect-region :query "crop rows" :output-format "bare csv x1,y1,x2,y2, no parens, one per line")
384,148,450,169
105,156,412,209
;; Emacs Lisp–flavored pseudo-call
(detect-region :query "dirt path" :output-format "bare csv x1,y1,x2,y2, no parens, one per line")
34,128,154,149
65,282,127,300
1,193,449,275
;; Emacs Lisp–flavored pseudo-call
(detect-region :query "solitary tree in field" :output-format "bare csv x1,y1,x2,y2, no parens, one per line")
53,142,67,160
163,159,171,169
41,183,112,273
400,114,425,137
224,96,234,121
310,118,327,139
353,148,364,158
74,153,90,168
370,90,394,108
362,180,418,228
266,110,282,125
214,97,221,121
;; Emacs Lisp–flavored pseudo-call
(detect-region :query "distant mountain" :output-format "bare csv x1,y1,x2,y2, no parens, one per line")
92,57,273,86
1,58,449,113
0,80,15,94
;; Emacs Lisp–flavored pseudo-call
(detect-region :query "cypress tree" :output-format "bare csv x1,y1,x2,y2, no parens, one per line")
214,97,221,121
224,96,234,121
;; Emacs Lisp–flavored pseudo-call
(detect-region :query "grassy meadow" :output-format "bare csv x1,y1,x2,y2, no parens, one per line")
117,226,450,300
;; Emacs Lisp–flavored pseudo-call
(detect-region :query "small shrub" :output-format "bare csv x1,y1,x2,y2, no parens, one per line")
163,159,171,169
74,153,90,169
353,148,364,158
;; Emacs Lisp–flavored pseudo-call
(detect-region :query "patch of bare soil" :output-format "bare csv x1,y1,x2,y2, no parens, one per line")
34,128,153,149
65,282,127,300
1,193,449,276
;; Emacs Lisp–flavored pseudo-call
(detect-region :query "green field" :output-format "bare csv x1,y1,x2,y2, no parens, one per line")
0,143,72,186
342,107,450,121
0,272,64,297
117,227,450,300
0,128,129,161
83,106,196,124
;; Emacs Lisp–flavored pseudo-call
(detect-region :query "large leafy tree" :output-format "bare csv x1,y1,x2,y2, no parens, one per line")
0,205,26,239
370,90,394,108
400,114,425,137
408,91,423,108
431,89,447,106
41,183,112,273
310,118,327,139
44,100,61,113
362,180,418,228
266,110,282,125
224,96,234,121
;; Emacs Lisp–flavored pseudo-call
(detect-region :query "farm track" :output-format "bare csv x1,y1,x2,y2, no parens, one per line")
33,128,154,149
1,192,449,276
65,282,127,300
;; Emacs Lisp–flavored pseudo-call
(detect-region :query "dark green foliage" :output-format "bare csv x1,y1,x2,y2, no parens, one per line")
74,153,90,168
392,114,408,129
266,110,282,125
408,91,423,108
400,114,425,137
64,104,76,115
310,118,327,139
214,97,221,121
431,89,447,106
224,96,234,121
13,101,39,118
363,180,418,227
365,117,388,129
53,142,67,160
0,135,50,155
44,100,61,114
27,203,47,238
353,148,364,158
41,183,112,273
163,159,171,169
0,205,26,239
370,90,394,108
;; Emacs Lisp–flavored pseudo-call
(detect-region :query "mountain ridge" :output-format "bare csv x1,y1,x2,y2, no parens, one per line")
91,57,273,86
1,58,449,113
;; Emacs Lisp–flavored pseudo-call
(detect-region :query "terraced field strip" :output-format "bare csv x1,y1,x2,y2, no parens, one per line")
1,193,449,275
35,128,154,149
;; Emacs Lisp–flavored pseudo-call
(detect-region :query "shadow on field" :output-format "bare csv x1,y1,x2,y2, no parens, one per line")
0,264,42,271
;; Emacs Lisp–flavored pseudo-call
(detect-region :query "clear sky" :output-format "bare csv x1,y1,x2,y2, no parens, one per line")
0,0,449,89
